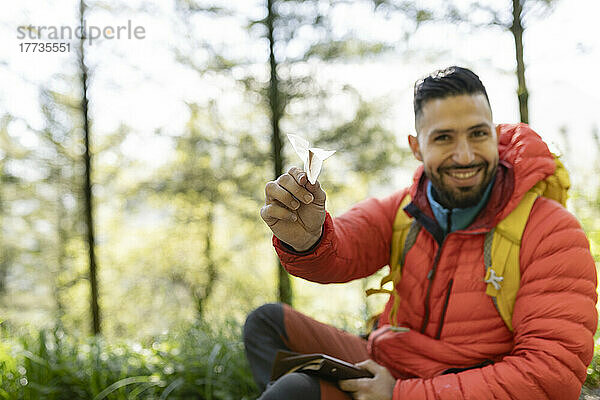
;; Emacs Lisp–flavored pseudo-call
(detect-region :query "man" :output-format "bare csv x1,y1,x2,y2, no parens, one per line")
245,66,598,399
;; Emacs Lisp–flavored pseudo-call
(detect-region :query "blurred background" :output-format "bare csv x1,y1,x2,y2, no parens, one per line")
0,0,599,398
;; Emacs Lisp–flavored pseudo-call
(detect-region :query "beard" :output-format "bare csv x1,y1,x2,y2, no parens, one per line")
426,159,498,209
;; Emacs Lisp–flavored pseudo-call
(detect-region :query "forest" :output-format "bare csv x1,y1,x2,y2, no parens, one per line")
1,0,599,398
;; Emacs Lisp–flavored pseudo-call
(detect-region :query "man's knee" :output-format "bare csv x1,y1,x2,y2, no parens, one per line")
243,303,284,344
258,373,320,400
243,303,290,390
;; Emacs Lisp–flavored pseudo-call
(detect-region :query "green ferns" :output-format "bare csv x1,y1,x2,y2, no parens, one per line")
0,322,259,400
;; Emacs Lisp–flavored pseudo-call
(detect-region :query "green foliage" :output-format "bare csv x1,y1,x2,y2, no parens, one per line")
0,322,258,400
2,319,599,399
584,322,600,393
373,0,560,29
586,349,600,388
305,39,393,61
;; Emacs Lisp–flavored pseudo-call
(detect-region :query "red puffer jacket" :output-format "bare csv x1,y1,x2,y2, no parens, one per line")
273,123,598,399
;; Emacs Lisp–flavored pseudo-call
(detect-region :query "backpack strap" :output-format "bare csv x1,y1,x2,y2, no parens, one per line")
484,153,569,332
401,220,421,267
484,189,539,332
542,155,570,207
366,194,420,326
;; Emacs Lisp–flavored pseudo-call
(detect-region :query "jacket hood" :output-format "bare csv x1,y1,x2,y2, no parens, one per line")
408,123,557,229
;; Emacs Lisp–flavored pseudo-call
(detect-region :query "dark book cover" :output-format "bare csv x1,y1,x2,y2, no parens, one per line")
270,350,374,382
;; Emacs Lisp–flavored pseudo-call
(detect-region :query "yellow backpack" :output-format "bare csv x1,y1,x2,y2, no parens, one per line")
366,156,570,332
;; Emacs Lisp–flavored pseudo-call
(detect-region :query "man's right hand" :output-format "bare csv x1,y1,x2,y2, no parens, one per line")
260,166,327,252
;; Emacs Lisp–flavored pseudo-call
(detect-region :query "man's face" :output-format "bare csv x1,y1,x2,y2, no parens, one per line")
409,93,499,209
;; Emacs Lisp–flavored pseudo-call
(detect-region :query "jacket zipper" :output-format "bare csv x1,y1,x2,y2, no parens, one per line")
420,243,444,333
420,212,451,334
435,279,453,339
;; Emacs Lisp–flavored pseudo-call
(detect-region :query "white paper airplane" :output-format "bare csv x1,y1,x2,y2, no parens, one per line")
287,134,336,185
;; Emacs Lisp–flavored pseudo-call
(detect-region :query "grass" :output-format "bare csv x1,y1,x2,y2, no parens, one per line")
0,321,259,400
1,319,600,399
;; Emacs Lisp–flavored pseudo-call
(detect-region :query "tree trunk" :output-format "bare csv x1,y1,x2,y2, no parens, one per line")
53,167,67,324
0,232,9,295
196,204,218,317
79,0,101,335
511,0,529,124
266,0,292,305
0,166,6,295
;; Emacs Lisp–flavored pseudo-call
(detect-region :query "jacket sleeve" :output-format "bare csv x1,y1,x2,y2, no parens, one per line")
272,189,408,284
393,198,598,399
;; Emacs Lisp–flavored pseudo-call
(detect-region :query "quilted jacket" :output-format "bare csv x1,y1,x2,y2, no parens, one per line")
273,123,598,399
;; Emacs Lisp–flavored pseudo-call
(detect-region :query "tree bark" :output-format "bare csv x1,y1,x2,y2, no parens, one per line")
53,167,67,323
0,166,6,295
196,204,218,317
511,0,529,124
266,0,293,305
79,0,101,335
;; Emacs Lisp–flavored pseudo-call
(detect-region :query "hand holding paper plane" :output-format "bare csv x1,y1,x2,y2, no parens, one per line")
287,134,335,184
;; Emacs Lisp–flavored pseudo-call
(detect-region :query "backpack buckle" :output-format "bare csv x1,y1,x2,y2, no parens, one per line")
484,268,504,290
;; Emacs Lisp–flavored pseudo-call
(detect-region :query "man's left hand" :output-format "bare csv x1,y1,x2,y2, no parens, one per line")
338,359,396,400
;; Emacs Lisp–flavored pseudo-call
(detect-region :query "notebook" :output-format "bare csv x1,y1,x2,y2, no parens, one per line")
270,350,374,381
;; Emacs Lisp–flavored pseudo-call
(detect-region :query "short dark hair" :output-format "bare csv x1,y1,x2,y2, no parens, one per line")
414,66,490,123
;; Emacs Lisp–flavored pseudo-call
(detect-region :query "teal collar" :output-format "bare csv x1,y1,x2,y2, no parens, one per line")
426,179,494,234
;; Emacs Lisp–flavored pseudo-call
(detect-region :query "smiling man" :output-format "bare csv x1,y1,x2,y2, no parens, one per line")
410,93,498,210
246,66,598,399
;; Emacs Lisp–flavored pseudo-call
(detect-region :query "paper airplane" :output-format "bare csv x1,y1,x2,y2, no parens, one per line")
287,134,335,185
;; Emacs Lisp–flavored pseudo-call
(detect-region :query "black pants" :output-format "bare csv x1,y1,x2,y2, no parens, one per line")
243,303,320,399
